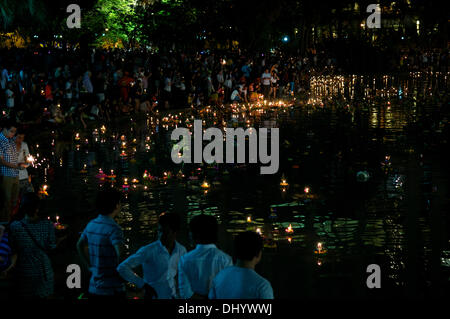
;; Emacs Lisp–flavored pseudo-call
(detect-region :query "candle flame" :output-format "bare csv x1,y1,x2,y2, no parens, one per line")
285,224,294,233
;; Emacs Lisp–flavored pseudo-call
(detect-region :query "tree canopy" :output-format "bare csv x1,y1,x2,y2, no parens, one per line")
0,0,448,51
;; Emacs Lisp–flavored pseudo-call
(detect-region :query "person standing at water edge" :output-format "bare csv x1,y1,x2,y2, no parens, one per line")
77,188,125,299
117,212,187,299
178,214,232,299
0,120,27,223
261,69,271,98
5,84,14,109
209,231,274,299
15,128,34,198
8,193,56,299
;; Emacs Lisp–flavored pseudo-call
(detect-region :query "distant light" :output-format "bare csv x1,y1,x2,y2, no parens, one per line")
401,36,404,40
282,36,289,43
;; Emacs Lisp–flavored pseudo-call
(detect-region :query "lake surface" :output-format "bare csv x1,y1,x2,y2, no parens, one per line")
26,72,450,298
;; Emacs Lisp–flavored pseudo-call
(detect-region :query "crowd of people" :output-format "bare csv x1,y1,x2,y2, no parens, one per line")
1,186,273,299
1,46,448,128
1,46,447,129
0,45,448,299
0,47,344,129
0,47,330,300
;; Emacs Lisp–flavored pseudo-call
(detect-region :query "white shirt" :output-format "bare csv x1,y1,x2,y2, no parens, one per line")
178,244,232,298
5,89,14,108
262,72,271,86
117,240,187,299
17,142,30,180
65,81,72,99
217,73,224,84
230,90,240,101
164,77,171,92
1,69,8,89
209,266,274,299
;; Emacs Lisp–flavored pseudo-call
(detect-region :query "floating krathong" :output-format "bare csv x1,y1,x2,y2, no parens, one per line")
108,169,116,181
314,242,327,254
122,178,129,191
39,184,49,196
201,180,210,189
280,174,289,187
285,224,294,233
96,169,107,181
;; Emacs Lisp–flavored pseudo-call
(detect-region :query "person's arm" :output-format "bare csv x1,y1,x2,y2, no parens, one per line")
259,281,274,299
116,248,146,289
224,255,233,268
0,254,17,278
46,221,57,250
76,234,91,270
2,226,18,278
110,226,125,263
208,280,216,299
178,258,194,299
80,114,87,129
24,143,30,158
0,155,23,169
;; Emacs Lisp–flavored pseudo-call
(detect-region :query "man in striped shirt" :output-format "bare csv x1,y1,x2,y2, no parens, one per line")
0,120,27,223
77,188,125,298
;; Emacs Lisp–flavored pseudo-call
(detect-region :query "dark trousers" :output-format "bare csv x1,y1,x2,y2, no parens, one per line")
0,176,19,223
263,85,270,98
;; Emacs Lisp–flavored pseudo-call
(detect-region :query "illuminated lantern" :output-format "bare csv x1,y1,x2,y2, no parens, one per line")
96,168,107,181
108,170,116,181
280,174,289,187
39,184,49,196
122,178,129,191
285,224,294,233
314,242,327,254
201,180,210,189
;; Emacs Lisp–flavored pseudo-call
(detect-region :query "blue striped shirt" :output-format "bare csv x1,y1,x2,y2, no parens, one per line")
0,133,18,177
80,214,125,295
0,230,11,271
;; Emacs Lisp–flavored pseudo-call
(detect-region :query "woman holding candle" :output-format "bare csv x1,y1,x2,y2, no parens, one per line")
15,128,34,199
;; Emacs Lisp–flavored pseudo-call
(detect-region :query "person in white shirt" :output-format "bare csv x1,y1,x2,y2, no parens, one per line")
178,214,232,299
5,85,14,108
1,68,8,90
261,69,271,98
270,72,279,99
209,231,274,299
15,129,34,197
230,87,241,102
117,213,187,299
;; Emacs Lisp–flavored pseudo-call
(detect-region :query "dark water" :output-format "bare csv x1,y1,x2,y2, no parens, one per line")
27,72,449,298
